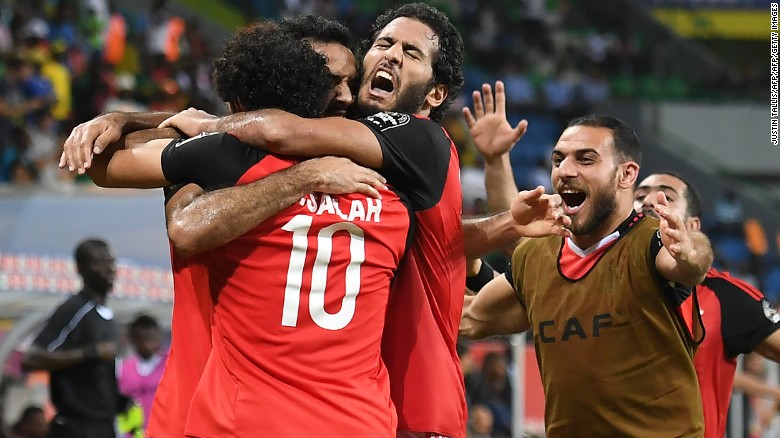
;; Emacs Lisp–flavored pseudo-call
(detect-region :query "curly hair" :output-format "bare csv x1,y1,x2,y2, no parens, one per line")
212,19,332,118
280,15,352,49
362,3,464,122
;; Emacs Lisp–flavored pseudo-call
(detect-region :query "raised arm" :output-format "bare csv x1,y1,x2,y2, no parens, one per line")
463,81,526,213
654,192,713,285
460,274,529,339
157,108,386,168
165,157,387,257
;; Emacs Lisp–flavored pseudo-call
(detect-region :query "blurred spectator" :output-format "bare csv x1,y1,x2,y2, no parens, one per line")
22,238,121,438
466,352,512,438
3,55,54,126
48,2,78,48
713,189,745,237
461,163,487,216
467,404,495,438
542,67,578,120
103,73,147,113
117,314,168,436
579,65,610,109
502,61,538,112
9,406,46,438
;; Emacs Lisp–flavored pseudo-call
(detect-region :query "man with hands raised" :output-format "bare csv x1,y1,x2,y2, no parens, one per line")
460,115,713,437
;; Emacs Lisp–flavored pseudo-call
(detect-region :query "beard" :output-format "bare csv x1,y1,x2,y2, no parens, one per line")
570,182,618,236
353,77,434,117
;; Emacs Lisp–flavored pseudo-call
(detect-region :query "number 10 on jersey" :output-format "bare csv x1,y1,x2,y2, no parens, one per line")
281,215,365,331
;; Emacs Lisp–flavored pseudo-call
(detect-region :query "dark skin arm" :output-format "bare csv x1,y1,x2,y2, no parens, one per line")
156,108,387,168
22,341,116,372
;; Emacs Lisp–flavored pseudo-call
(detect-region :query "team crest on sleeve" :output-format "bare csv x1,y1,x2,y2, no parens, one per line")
762,299,780,323
365,112,411,131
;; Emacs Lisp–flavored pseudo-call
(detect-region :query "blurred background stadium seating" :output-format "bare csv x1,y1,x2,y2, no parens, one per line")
0,0,775,436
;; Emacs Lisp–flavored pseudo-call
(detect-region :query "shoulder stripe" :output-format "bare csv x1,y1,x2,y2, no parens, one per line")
702,275,764,302
46,301,95,352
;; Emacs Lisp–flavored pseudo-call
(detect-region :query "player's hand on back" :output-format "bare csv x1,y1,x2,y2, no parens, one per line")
301,156,387,199
60,112,128,174
462,81,527,163
158,107,218,138
510,186,571,238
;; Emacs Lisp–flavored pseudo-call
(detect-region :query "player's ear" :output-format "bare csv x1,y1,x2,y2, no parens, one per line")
617,161,639,190
685,216,702,232
425,84,447,110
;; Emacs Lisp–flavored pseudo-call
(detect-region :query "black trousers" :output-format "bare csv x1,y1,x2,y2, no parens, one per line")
47,414,115,438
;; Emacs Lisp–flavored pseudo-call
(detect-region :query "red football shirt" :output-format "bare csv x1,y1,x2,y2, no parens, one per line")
691,268,780,438
160,134,411,437
360,114,467,437
146,246,213,438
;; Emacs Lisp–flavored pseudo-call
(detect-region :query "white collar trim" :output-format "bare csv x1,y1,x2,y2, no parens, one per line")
566,230,620,257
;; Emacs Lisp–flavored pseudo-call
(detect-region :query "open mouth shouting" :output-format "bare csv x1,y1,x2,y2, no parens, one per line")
369,68,396,99
559,188,587,216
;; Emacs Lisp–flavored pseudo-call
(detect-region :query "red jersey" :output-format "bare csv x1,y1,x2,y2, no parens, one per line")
360,113,467,437
691,268,780,438
146,245,213,438
160,133,411,437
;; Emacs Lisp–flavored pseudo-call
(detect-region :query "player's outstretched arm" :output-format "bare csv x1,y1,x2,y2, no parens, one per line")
460,274,530,339
166,157,387,257
464,81,526,213
462,187,570,259
654,192,713,285
159,108,386,168
61,111,175,174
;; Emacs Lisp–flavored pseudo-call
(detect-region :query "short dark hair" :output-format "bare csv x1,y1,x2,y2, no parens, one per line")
129,314,159,333
653,171,703,219
74,238,109,268
566,115,642,166
212,19,332,117
280,15,352,48
363,3,464,122
13,405,43,432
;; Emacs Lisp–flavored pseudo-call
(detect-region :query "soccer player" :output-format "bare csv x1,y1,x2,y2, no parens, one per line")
634,172,780,438
460,115,714,437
